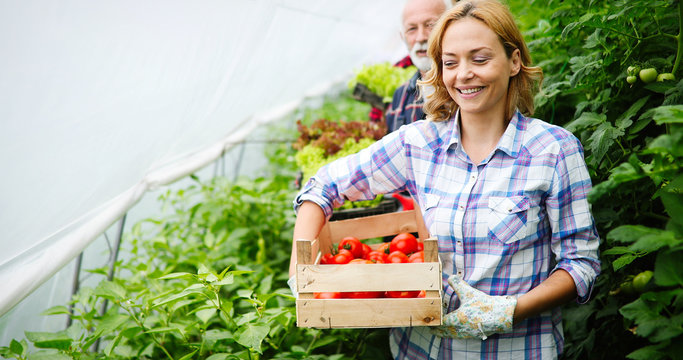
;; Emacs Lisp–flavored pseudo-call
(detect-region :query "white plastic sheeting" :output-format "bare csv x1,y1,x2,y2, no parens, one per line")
0,0,406,337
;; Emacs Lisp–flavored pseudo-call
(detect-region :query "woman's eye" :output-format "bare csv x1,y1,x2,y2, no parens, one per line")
443,61,457,67
473,57,489,63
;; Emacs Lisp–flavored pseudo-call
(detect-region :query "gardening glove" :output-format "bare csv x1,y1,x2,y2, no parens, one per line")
431,275,516,340
287,276,298,298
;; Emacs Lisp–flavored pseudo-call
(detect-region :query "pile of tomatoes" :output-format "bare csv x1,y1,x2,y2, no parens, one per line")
313,232,426,299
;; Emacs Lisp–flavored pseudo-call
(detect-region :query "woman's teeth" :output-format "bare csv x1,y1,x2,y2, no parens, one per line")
460,87,483,94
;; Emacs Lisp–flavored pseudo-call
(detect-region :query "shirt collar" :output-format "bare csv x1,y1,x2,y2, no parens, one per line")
446,109,526,158
406,70,421,92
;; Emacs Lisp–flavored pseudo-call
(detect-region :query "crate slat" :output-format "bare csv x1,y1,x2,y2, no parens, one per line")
297,298,442,328
297,262,441,292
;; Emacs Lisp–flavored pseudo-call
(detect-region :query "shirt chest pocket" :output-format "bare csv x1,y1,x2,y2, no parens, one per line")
487,195,540,244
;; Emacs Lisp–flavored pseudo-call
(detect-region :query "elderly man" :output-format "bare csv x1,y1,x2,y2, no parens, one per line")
385,0,447,133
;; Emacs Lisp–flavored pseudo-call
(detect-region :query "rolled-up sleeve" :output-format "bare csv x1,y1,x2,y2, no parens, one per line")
293,129,409,218
547,136,601,303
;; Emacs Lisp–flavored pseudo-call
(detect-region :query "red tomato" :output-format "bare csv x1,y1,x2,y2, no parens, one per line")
314,292,342,299
390,233,418,254
377,242,391,255
385,290,421,298
332,249,354,264
408,251,424,263
338,236,363,258
361,243,372,259
417,242,424,251
418,290,426,298
386,250,408,263
320,253,334,265
344,291,383,299
365,250,387,263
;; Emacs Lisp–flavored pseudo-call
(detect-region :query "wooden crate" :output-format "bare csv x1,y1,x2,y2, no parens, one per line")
295,209,442,328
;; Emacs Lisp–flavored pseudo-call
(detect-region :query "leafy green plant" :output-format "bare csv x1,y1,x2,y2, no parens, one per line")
0,175,390,359
347,62,417,103
507,0,683,358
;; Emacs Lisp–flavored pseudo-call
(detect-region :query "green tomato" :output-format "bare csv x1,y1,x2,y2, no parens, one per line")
627,65,640,76
639,68,658,83
657,73,675,82
626,75,637,84
632,270,654,293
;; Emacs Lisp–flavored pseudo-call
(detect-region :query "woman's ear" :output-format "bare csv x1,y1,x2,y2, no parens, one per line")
510,48,521,77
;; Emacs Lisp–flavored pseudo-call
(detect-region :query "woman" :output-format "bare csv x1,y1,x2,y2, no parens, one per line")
289,0,600,358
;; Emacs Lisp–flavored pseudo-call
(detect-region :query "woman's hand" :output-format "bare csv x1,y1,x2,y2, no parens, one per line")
431,275,516,340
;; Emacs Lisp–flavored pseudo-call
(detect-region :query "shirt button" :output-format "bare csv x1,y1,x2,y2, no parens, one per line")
470,175,476,180
459,205,464,210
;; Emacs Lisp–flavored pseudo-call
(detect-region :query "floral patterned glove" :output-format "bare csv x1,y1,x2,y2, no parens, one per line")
431,275,516,340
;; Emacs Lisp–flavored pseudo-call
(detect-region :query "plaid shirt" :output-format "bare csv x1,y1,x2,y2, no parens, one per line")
385,70,424,133
295,111,601,359
369,55,414,123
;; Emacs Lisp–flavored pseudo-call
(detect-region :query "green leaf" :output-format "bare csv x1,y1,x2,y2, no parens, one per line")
157,272,193,280
588,122,622,165
657,174,683,227
616,96,650,130
40,305,70,316
144,326,183,335
203,329,233,342
236,323,269,354
655,250,683,286
206,354,230,360
195,307,217,324
630,231,680,253
213,273,234,286
27,350,72,360
24,331,72,350
9,339,25,356
613,253,640,271
152,284,207,308
641,105,683,125
178,350,198,360
98,313,129,334
601,246,633,256
626,344,667,360
94,281,127,301
104,331,123,357
564,112,605,133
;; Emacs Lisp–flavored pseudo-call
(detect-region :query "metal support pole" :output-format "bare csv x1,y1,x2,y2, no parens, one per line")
233,141,246,182
93,214,127,352
66,253,83,328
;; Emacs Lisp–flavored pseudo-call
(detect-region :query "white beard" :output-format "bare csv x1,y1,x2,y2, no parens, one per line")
409,41,431,73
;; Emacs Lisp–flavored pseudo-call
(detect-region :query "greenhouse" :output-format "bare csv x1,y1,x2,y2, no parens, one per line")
1,0,682,359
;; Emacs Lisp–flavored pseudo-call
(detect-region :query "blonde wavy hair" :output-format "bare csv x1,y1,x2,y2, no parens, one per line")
420,0,543,122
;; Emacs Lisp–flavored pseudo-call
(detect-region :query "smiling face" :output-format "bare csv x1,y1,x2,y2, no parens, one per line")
441,17,520,121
